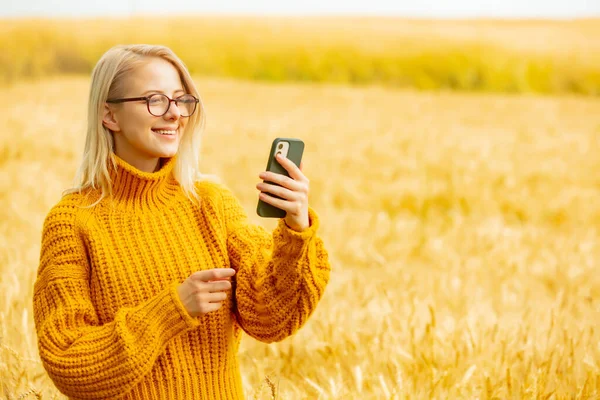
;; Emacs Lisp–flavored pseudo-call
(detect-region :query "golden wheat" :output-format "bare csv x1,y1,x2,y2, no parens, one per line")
1,17,599,94
1,74,599,398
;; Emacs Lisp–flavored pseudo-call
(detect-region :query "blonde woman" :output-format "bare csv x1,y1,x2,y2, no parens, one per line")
33,44,331,400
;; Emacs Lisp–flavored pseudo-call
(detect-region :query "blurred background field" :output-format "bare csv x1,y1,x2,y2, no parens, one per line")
1,12,600,400
1,17,600,94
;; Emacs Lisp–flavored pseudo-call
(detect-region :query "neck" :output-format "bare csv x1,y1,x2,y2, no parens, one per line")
107,152,180,212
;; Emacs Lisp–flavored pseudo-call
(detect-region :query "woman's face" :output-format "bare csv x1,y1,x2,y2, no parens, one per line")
103,57,189,172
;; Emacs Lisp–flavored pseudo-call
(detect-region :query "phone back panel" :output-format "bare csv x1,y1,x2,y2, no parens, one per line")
257,138,305,218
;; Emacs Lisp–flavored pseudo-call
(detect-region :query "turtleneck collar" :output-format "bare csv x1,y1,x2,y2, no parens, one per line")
107,152,181,212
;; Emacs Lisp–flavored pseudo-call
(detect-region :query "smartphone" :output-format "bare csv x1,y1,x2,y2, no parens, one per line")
257,137,305,218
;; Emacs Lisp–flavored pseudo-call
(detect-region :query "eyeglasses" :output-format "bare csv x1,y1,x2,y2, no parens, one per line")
106,93,200,117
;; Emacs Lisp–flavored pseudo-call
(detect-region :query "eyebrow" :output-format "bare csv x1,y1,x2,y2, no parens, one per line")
142,89,185,95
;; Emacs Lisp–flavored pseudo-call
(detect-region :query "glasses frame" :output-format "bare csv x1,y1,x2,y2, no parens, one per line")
106,93,200,117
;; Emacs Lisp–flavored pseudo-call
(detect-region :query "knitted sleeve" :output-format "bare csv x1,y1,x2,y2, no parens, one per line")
32,201,201,400
219,184,331,343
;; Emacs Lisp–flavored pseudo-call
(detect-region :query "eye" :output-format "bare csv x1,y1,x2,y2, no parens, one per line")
148,94,166,104
177,94,196,104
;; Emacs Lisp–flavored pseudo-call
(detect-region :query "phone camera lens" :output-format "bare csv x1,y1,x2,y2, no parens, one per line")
276,151,281,156
278,143,283,150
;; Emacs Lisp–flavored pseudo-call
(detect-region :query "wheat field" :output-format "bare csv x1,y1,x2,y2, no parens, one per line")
1,74,600,399
2,17,600,94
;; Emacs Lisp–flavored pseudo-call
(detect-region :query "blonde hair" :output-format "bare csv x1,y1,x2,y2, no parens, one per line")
62,44,219,209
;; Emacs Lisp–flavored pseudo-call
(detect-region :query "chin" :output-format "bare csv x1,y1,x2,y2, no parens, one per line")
158,148,179,158
143,145,178,159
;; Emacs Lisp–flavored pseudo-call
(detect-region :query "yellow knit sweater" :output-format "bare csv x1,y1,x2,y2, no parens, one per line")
33,152,331,400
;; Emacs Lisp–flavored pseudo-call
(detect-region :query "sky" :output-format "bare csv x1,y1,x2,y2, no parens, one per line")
3,0,600,18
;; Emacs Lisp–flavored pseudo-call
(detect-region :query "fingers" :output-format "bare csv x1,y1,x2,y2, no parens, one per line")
211,276,233,281
205,291,228,304
179,269,238,318
274,153,305,181
258,175,302,194
194,268,236,282
206,280,232,293
200,302,223,314
260,155,308,186
258,180,308,214
257,174,308,197
259,191,296,213
257,182,296,201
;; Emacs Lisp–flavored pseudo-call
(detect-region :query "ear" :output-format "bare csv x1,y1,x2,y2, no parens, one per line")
102,104,121,132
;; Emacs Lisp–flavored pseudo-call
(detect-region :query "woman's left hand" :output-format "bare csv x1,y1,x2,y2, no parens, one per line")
256,153,310,232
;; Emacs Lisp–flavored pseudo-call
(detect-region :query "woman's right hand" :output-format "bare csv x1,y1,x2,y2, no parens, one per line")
177,268,236,318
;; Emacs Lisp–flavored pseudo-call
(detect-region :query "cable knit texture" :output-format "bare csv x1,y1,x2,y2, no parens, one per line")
33,152,331,400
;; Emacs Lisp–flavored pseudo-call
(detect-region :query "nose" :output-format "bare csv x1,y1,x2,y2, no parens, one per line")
163,99,181,120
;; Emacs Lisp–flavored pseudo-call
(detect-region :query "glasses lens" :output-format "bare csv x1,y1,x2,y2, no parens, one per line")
148,94,169,116
177,94,197,117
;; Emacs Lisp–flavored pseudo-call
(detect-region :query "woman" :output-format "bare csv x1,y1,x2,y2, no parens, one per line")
33,44,331,400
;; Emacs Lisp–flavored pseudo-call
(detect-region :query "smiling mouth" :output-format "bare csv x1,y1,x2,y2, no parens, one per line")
152,128,178,136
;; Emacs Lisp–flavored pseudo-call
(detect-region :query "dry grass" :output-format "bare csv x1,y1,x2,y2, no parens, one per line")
1,74,600,399
1,17,600,94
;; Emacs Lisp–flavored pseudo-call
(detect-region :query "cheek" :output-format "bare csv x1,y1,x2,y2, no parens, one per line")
123,113,155,136
175,120,186,135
